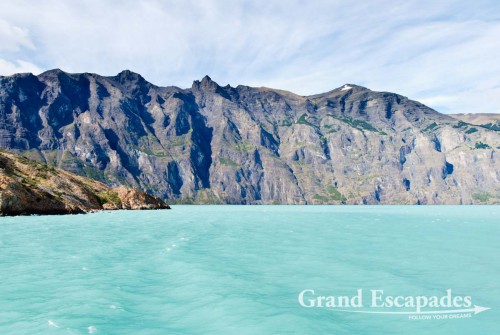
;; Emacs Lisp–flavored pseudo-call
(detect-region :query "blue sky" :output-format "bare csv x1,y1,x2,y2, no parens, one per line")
0,0,499,114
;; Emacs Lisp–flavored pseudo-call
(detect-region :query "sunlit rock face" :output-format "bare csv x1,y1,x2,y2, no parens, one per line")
0,150,170,216
1,70,499,204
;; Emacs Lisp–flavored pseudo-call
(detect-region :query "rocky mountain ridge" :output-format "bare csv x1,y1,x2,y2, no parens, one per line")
0,70,498,204
0,150,170,216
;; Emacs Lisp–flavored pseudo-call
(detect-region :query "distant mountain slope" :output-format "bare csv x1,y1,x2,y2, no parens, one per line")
0,70,499,204
0,150,170,216
450,113,500,132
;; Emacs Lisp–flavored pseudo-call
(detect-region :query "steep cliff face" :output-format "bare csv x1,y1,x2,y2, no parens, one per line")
0,71,498,204
0,150,170,216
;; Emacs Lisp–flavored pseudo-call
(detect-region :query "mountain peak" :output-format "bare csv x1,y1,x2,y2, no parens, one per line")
337,84,368,92
42,68,64,74
192,75,220,91
116,69,143,80
8,72,37,79
39,68,66,77
201,75,213,83
112,70,151,90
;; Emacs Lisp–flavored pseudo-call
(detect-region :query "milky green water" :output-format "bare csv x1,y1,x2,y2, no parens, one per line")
0,206,499,334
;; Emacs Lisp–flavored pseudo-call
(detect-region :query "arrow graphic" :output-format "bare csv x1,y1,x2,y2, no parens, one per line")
330,305,490,315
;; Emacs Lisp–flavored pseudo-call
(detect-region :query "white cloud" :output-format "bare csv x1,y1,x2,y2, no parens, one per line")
0,19,35,52
0,0,499,114
0,59,42,75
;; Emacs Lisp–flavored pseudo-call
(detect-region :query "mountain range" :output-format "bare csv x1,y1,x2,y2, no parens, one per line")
0,70,498,204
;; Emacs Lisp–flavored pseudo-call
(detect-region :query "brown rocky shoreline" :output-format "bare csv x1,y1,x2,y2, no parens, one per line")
0,150,170,216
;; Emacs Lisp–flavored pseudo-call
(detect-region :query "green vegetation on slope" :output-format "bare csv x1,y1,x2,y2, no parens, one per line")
465,127,478,134
480,123,500,131
475,141,491,149
96,190,122,207
219,157,239,167
327,114,386,135
296,113,319,129
423,122,438,132
453,121,469,128
326,185,346,201
312,186,346,203
472,192,497,203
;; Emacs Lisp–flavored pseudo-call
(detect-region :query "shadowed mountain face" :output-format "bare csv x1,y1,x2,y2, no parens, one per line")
0,70,499,204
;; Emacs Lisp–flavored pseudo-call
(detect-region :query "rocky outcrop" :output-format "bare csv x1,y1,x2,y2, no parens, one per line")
113,186,170,210
0,150,170,216
0,71,499,204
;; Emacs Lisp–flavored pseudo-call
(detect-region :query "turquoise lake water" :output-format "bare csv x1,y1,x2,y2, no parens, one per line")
0,206,499,334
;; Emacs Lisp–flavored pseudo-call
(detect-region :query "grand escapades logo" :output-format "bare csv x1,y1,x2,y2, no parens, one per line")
298,289,490,320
